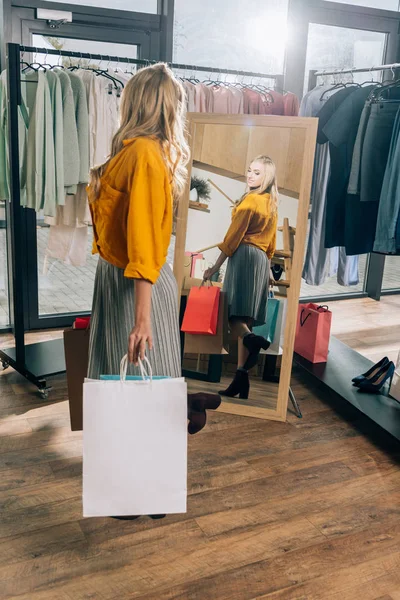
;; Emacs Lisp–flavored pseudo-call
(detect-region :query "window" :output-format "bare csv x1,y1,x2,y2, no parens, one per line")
173,0,289,74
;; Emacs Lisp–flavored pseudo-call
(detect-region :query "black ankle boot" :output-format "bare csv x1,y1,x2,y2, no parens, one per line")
219,369,249,400
243,333,270,371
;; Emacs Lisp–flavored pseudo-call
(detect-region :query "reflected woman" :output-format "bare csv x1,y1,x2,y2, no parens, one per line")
203,156,278,399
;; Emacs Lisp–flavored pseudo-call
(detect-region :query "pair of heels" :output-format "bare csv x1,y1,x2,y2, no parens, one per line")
219,333,270,400
187,392,221,434
352,356,395,393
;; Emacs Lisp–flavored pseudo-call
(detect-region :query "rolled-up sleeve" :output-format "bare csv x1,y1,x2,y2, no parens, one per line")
218,205,253,257
124,155,170,283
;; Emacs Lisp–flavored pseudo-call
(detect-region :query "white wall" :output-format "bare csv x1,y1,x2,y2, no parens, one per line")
185,167,246,272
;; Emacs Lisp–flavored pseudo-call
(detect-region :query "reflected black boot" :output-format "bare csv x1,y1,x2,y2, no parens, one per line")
243,333,270,371
219,369,249,400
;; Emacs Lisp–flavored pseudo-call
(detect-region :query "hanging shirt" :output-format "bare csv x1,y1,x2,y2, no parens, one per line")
56,69,80,190
218,193,277,259
260,91,284,115
243,89,261,114
23,71,56,217
212,86,231,113
183,80,196,112
317,86,359,248
45,70,64,208
283,92,300,116
0,70,28,203
321,85,375,253
229,87,244,114
66,71,90,192
88,136,173,283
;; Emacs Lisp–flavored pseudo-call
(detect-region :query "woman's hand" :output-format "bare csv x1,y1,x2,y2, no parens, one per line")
128,319,153,366
203,267,216,281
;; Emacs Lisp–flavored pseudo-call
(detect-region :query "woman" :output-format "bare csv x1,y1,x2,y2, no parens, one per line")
203,156,278,399
87,63,220,439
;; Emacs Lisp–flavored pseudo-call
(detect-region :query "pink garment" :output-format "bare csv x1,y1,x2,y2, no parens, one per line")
45,224,88,268
212,86,231,113
229,87,244,114
195,83,207,112
243,89,261,114
260,91,284,115
283,92,300,116
184,81,196,113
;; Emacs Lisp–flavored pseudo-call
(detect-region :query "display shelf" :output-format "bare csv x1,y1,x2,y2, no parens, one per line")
294,336,400,441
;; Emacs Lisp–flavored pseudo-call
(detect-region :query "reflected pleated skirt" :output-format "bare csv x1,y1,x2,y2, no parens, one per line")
223,244,269,327
87,258,181,379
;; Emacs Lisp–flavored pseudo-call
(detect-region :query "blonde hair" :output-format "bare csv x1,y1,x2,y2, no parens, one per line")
239,155,278,213
89,62,189,201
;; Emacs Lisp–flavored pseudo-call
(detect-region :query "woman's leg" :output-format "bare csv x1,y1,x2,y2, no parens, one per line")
229,317,253,369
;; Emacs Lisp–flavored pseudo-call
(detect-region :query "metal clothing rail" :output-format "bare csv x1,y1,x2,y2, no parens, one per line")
313,62,400,77
2,42,285,397
20,44,283,81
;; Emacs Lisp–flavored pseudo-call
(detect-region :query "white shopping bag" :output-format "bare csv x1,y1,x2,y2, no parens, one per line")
83,356,187,517
390,350,400,404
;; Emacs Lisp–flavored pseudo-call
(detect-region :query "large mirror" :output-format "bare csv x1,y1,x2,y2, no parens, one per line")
174,114,317,422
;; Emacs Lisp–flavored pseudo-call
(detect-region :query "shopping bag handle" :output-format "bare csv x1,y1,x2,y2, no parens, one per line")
120,354,153,382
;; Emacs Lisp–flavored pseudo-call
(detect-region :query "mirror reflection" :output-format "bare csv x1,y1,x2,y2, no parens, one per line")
183,153,299,413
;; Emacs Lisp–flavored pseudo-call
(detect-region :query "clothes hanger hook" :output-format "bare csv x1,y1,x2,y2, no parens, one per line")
391,65,395,80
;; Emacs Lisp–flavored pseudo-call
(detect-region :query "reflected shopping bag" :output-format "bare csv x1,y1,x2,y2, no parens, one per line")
181,284,220,335
253,295,280,344
83,356,187,517
294,303,332,364
184,292,229,355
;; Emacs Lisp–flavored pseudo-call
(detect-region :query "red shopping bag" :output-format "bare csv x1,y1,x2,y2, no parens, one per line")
181,285,220,335
294,303,332,363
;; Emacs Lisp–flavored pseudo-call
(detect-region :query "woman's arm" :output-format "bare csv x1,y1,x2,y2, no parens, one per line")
203,251,228,281
128,279,153,365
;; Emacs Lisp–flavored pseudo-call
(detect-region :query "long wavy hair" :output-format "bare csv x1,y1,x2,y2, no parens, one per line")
238,155,278,214
89,62,189,202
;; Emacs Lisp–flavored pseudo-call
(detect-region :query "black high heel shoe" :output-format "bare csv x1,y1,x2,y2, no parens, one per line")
243,334,270,371
219,370,249,400
352,356,389,386
357,361,395,394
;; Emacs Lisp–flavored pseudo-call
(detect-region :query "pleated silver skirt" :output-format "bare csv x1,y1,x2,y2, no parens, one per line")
87,258,181,379
223,244,269,327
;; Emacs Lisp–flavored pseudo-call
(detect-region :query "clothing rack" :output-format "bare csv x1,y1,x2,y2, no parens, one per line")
309,62,400,90
20,44,285,84
295,63,400,442
1,42,285,397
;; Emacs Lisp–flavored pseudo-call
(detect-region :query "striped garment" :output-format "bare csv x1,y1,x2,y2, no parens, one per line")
223,243,269,327
87,258,181,379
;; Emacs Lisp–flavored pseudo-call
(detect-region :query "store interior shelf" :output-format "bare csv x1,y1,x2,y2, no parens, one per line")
189,200,210,213
294,336,400,441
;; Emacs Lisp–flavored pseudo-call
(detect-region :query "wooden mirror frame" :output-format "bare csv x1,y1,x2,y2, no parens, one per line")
174,114,317,422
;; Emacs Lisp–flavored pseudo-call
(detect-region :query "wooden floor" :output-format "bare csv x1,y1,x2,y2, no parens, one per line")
0,296,400,599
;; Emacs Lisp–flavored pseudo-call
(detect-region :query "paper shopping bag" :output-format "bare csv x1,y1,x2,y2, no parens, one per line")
389,350,400,403
64,327,90,431
83,356,187,517
181,285,220,335
184,292,229,355
253,297,280,344
294,303,332,364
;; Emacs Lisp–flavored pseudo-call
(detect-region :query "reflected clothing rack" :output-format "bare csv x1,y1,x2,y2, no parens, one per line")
1,42,284,396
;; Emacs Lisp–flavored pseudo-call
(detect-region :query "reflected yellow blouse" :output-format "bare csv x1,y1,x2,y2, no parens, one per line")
218,192,277,259
88,137,172,284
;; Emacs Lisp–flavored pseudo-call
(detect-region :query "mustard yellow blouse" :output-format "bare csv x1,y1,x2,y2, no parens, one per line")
88,137,172,284
218,192,277,259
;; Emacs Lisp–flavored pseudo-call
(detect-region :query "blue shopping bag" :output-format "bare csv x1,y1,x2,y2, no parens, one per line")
253,296,280,343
